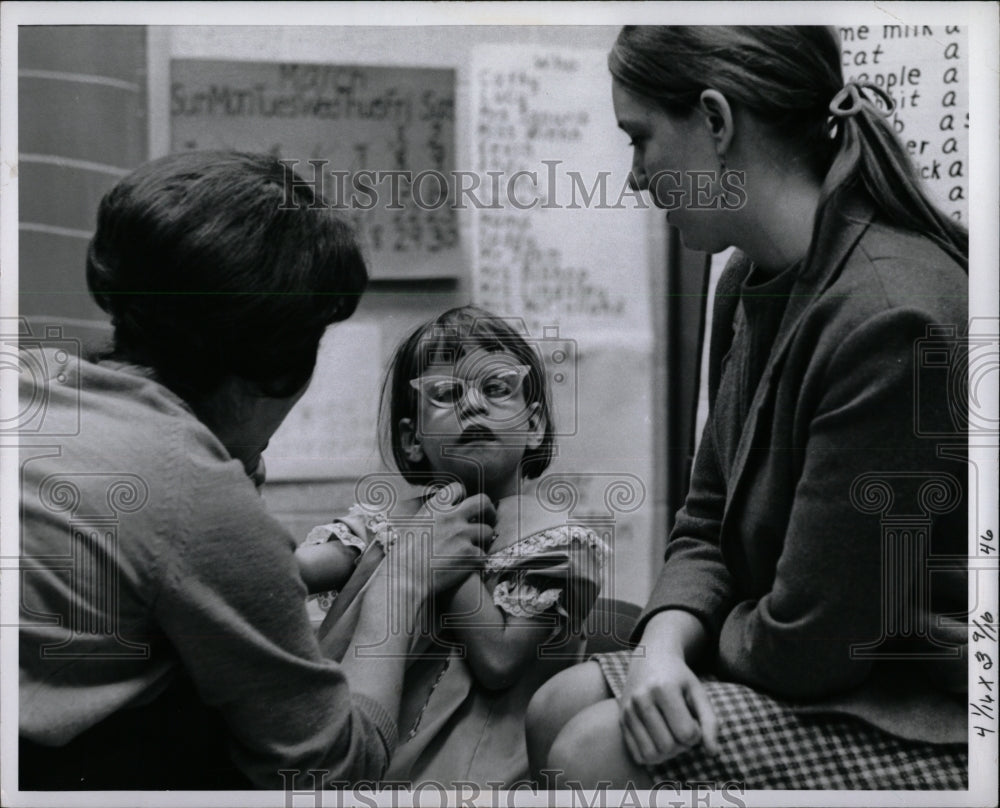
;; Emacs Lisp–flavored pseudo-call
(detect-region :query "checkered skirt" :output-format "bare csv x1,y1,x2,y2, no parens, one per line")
593,651,967,790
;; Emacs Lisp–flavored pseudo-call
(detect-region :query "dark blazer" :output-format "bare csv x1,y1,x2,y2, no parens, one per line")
639,196,968,744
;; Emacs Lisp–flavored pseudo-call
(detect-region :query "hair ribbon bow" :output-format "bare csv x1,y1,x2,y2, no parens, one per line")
829,81,896,118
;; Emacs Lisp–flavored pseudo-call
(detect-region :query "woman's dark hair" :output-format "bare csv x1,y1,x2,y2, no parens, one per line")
608,26,968,269
379,306,556,484
86,150,368,401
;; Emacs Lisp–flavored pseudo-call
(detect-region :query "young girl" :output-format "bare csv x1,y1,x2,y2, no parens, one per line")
296,305,610,786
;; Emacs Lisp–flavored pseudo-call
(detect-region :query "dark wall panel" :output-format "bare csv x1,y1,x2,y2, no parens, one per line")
18,26,147,330
19,77,146,166
19,161,120,233
20,26,148,82
19,229,106,324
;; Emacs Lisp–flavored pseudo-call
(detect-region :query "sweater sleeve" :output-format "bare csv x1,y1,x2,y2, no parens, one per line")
152,444,397,788
716,307,963,699
633,416,737,644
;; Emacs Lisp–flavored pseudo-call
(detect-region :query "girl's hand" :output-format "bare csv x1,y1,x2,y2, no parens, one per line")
619,616,720,766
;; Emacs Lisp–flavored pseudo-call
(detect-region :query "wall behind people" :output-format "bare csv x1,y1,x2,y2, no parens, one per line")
151,26,667,608
16,22,973,614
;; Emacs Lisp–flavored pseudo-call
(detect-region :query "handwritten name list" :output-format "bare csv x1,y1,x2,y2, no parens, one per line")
472,46,652,338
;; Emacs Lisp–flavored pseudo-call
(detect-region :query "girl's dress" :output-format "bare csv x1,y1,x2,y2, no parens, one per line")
304,493,610,786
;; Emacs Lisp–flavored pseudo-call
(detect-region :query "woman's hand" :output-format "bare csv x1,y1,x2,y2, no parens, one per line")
619,611,720,766
389,481,497,599
342,483,496,721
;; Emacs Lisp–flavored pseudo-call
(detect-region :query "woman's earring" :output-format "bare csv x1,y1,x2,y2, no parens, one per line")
714,154,729,203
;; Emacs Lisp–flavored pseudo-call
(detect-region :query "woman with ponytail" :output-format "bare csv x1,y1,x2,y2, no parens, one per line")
527,26,968,789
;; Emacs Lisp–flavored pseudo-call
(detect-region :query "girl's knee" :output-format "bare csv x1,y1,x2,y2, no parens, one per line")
526,662,610,782
546,698,630,786
526,662,605,743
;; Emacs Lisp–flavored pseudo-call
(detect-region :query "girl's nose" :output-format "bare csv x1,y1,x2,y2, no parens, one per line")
459,385,488,415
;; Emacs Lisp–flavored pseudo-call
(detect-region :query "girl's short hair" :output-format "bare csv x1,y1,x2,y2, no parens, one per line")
379,306,556,484
609,26,967,269
86,150,368,401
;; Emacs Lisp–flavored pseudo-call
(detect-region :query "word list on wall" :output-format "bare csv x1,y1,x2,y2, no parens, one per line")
170,59,460,279
472,45,657,607
472,46,652,340
839,24,968,222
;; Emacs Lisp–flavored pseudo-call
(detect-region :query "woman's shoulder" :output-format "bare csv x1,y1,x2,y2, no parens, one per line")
842,223,966,311
69,358,246,507
808,223,967,337
859,221,963,267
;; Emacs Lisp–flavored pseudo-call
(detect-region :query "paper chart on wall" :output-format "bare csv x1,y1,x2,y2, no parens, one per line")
265,321,382,480
471,45,657,601
841,24,968,223
170,59,460,279
471,46,652,344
